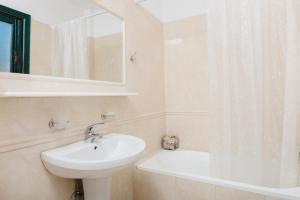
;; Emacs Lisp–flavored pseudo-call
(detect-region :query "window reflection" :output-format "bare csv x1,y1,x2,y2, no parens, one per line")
0,21,12,72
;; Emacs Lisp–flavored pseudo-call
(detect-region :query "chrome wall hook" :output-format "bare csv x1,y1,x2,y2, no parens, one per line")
130,52,137,62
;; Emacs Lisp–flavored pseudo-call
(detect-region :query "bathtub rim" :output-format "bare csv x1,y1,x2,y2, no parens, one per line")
136,149,300,200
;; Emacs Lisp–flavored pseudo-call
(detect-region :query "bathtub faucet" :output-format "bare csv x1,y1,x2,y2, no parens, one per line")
85,122,105,143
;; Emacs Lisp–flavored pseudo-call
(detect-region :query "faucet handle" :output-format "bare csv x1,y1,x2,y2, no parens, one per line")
85,122,105,135
84,123,105,143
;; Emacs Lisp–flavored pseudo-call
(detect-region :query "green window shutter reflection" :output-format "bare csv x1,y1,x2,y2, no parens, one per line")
0,21,13,72
0,5,30,74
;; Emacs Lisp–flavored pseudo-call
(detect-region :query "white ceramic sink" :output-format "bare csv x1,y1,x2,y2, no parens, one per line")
41,134,145,200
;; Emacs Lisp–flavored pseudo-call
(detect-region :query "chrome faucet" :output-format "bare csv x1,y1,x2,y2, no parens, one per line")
85,122,105,143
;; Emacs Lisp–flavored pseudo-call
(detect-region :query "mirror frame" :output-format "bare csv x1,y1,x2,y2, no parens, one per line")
0,1,127,89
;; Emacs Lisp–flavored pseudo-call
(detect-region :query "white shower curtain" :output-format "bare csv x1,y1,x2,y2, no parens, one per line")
51,18,90,79
208,0,300,187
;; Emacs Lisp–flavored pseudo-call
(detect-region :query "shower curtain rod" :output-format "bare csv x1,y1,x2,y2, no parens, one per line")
52,10,107,26
63,0,149,24
82,0,150,20
83,0,150,20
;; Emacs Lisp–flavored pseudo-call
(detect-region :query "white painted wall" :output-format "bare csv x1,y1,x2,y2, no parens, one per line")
137,0,208,23
137,0,163,21
162,0,207,22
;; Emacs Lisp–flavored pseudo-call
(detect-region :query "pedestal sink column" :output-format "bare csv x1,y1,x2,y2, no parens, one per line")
83,177,112,200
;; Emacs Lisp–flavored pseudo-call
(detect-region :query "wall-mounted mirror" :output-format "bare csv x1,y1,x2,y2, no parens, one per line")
0,0,125,84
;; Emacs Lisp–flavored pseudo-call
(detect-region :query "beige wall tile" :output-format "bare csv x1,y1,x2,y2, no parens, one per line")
0,140,76,200
124,115,166,156
166,114,211,151
90,33,123,82
164,15,209,113
111,167,134,200
0,0,165,145
0,115,165,200
0,0,165,199
133,170,175,200
174,178,215,200
164,15,210,151
30,19,52,76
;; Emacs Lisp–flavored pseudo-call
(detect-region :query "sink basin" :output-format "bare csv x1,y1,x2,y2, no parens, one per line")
41,134,146,200
42,133,145,179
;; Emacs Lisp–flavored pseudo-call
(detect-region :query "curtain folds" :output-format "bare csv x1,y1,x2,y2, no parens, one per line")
51,18,90,79
208,0,300,188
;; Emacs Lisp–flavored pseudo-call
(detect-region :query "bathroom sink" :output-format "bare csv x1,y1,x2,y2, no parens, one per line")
41,134,145,200
41,134,145,178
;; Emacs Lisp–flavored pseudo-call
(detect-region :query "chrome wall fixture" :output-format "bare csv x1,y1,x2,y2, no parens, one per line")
130,52,137,63
48,118,70,131
101,112,116,120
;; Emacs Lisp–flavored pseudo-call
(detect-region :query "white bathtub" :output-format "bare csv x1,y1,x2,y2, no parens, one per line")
137,149,300,200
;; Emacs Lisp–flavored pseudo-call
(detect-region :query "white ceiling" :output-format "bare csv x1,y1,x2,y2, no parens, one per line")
0,0,103,25
89,13,123,37
0,0,123,37
136,0,208,23
0,0,206,35
0,0,208,25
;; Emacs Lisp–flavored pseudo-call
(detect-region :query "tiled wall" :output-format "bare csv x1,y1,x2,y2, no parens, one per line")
134,170,285,200
164,15,210,151
1,1,299,200
163,13,300,154
90,33,123,82
0,112,166,200
30,19,52,76
0,0,166,199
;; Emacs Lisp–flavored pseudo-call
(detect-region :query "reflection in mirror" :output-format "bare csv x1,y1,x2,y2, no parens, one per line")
0,0,125,83
0,5,31,74
0,21,12,72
